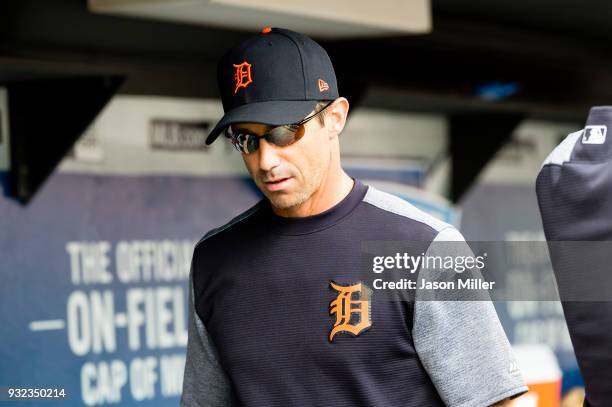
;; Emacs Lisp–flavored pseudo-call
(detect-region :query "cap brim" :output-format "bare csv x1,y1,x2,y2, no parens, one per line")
206,99,319,145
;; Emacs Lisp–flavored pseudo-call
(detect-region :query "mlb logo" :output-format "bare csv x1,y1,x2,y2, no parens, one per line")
582,125,607,144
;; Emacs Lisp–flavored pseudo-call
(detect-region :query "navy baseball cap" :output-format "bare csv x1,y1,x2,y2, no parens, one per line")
205,27,339,145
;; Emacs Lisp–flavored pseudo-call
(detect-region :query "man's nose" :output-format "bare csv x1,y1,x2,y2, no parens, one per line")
257,139,281,172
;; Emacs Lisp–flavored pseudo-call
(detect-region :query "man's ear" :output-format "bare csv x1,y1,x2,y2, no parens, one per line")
327,97,349,140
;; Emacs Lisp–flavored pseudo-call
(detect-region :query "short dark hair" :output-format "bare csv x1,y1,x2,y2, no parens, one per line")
314,100,332,126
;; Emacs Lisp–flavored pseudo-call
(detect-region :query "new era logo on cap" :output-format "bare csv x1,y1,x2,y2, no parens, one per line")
318,79,329,92
582,125,607,145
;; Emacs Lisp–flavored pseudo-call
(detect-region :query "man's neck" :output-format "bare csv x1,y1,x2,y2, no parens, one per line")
272,171,354,218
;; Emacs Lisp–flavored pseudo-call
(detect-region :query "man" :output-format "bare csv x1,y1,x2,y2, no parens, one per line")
181,27,527,406
537,107,612,407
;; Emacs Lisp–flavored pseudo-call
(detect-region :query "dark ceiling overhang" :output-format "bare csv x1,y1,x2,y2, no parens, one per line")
3,1,609,116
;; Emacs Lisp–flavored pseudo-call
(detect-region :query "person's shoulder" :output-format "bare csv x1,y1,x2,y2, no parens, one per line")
195,200,263,251
540,129,583,167
361,184,458,239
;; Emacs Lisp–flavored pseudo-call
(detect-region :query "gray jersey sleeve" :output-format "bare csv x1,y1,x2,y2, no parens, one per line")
180,262,232,407
413,227,528,407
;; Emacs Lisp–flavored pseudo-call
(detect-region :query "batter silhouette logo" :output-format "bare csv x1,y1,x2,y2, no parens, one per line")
233,61,253,94
328,281,372,342
582,125,607,145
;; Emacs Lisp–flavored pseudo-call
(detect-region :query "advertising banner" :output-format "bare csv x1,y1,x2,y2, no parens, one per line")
0,173,259,405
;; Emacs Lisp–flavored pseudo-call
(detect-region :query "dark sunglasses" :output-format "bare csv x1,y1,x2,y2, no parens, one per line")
225,101,334,154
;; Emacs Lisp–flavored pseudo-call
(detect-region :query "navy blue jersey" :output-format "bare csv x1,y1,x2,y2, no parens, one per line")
537,107,612,407
182,179,526,406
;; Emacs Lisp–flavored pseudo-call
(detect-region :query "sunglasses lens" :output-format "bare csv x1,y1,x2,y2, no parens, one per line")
226,123,306,154
268,125,303,147
245,134,259,154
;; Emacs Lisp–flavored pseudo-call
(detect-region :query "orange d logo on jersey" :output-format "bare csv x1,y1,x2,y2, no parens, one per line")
233,61,253,94
328,281,372,342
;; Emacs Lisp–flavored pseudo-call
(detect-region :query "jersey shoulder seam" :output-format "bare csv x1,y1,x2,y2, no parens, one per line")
361,185,452,234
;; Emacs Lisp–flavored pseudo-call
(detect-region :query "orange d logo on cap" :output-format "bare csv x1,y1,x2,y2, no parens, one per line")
233,61,253,94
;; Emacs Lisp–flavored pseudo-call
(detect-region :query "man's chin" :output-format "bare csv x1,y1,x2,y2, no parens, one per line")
266,194,298,210
264,190,309,211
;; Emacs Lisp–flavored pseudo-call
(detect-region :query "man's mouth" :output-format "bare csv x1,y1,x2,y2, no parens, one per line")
263,177,292,191
265,177,289,184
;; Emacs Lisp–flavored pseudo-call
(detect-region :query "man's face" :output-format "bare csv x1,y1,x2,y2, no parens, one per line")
231,112,331,210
